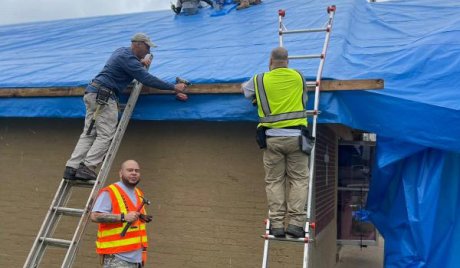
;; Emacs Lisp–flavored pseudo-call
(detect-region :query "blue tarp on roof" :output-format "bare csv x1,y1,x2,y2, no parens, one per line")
1,0,460,267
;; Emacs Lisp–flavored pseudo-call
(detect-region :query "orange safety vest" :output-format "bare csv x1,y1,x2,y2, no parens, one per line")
95,183,148,263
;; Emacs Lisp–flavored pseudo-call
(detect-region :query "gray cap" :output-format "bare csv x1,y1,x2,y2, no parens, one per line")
131,33,157,48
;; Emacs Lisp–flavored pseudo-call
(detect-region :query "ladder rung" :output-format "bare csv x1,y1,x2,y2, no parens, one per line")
306,110,320,116
39,237,72,248
54,207,85,217
288,54,322,60
260,235,313,243
281,27,328,34
67,179,96,188
305,82,317,87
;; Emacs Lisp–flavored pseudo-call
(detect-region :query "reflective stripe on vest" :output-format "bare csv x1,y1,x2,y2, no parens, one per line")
96,184,148,255
255,69,308,124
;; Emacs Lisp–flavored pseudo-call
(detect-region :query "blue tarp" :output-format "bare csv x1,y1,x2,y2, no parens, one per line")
1,0,460,266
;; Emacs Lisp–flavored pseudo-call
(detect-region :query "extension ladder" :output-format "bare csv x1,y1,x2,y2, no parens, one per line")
23,55,153,268
261,5,336,268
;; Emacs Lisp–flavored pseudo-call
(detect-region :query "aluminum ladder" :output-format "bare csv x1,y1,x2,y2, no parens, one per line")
261,5,336,268
23,55,153,268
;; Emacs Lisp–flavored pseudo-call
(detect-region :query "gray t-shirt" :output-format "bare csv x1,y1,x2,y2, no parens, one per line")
92,182,142,264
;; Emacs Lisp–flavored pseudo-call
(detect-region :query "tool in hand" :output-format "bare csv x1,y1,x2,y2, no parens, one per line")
120,196,151,237
176,77,191,86
86,87,112,135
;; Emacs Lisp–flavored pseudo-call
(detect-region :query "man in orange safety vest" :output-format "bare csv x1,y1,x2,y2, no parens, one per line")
91,160,152,267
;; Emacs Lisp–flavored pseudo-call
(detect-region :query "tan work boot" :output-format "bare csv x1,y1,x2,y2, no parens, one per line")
236,0,250,10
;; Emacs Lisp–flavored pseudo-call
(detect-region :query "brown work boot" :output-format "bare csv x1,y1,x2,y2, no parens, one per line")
236,0,250,10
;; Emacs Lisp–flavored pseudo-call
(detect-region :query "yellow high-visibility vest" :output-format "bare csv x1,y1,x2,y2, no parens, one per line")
254,68,308,129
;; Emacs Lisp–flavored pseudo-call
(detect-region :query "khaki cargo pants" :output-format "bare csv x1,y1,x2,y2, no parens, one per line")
263,136,309,228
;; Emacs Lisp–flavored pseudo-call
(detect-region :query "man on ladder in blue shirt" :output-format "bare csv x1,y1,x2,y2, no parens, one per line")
63,33,188,181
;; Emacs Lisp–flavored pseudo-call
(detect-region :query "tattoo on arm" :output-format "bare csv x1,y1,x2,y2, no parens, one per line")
92,213,121,223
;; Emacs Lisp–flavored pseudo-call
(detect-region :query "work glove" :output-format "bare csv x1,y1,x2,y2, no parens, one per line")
139,214,153,223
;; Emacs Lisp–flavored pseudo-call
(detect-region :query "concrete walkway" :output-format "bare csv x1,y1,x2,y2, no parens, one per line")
335,235,384,268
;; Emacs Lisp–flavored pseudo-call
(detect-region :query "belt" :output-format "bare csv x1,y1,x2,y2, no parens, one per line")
267,126,303,130
90,81,114,92
283,126,303,130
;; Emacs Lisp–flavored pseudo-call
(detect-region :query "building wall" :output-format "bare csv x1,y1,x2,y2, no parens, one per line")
0,118,338,268
310,125,339,268
314,125,338,234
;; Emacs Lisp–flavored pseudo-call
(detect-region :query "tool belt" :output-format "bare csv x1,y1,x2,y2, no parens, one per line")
256,126,314,154
90,81,118,105
256,126,268,149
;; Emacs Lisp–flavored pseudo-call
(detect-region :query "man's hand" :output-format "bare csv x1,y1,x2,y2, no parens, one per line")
140,57,152,67
176,92,188,102
125,211,140,223
174,82,188,102
174,82,187,93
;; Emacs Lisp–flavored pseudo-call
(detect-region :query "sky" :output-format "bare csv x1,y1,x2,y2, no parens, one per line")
0,0,172,25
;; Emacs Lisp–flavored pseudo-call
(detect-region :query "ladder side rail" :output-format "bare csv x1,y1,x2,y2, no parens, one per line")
261,218,271,268
278,12,284,47
24,180,73,267
306,5,336,222
61,78,146,268
303,6,336,268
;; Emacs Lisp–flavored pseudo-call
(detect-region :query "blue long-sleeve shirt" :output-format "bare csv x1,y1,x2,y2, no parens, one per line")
87,47,175,96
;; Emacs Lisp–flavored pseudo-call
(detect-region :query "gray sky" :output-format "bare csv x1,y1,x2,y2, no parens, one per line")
0,0,172,25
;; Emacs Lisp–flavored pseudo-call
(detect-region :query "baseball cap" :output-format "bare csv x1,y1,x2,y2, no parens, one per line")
131,33,157,48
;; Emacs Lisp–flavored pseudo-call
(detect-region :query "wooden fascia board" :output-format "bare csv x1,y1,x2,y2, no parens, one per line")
0,79,383,97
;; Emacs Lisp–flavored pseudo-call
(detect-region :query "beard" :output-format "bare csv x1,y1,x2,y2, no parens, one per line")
121,175,140,187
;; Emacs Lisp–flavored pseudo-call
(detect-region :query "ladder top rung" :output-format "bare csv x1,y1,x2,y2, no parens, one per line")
39,237,72,248
260,234,312,243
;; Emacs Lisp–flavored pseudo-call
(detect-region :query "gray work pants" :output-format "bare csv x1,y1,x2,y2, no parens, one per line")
66,93,118,170
263,136,309,228
103,254,141,268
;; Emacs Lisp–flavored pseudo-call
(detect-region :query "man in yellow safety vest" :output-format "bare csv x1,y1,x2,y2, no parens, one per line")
242,47,310,238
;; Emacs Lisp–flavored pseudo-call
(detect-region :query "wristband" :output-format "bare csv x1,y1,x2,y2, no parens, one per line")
120,213,125,222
